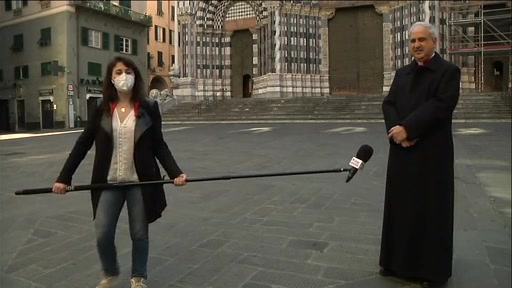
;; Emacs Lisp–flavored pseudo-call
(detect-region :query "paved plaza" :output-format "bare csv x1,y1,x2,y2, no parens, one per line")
0,122,510,288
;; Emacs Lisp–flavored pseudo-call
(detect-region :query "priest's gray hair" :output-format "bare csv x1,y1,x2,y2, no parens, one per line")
409,22,438,40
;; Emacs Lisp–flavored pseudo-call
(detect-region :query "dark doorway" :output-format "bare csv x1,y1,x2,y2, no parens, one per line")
231,29,253,98
41,99,54,129
492,61,504,91
0,100,9,131
328,5,383,95
243,74,252,98
87,97,102,123
149,75,169,91
17,99,25,130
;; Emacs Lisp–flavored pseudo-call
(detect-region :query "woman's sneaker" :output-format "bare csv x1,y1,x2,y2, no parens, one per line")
96,275,119,288
131,278,147,288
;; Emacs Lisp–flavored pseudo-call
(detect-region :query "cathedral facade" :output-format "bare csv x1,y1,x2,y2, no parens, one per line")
172,0,391,101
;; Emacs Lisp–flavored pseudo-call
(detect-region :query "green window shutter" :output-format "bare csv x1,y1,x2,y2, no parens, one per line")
14,66,20,80
162,28,166,43
102,32,110,50
22,65,29,79
22,0,28,7
132,39,138,55
87,62,93,76
5,1,12,11
154,25,158,41
88,62,102,77
81,27,89,46
44,27,51,43
41,62,52,76
13,34,24,51
147,52,151,69
39,28,51,46
114,35,120,52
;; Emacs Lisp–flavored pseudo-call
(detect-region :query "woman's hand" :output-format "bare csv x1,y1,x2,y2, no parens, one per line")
173,174,187,186
52,182,68,194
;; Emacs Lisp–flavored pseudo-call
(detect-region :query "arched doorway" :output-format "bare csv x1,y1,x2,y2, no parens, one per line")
0,99,9,131
149,75,169,92
230,29,253,98
328,5,383,95
492,61,504,91
243,74,252,98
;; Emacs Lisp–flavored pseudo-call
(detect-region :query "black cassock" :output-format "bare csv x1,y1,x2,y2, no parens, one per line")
380,53,461,283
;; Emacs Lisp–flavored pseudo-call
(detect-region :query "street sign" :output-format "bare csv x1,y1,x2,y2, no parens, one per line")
67,84,74,91
67,91,74,96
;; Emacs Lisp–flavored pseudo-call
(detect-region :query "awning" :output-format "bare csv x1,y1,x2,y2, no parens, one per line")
86,94,102,99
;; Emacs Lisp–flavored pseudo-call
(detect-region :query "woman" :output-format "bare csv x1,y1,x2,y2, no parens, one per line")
53,56,187,288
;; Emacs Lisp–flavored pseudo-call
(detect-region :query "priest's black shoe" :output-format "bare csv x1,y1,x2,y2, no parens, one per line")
420,280,447,288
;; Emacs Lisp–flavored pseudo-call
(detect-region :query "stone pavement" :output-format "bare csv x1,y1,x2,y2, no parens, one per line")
0,122,510,288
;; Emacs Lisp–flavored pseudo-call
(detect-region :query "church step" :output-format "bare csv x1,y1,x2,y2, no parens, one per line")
163,111,511,120
163,94,511,121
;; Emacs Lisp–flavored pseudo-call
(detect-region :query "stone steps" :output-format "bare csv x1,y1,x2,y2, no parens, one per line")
163,94,511,122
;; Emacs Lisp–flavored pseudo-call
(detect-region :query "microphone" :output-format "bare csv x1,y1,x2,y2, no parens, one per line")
345,144,374,183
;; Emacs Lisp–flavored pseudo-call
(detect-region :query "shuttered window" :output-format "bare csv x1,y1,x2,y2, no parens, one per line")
114,35,137,55
87,62,102,77
81,27,109,50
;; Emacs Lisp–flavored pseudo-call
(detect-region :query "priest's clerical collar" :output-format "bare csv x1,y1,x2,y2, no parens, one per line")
416,53,436,66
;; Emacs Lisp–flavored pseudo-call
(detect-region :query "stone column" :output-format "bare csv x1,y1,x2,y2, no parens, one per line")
196,27,204,79
223,30,233,99
264,1,280,73
319,8,335,96
177,12,195,80
250,27,259,77
319,8,334,76
173,3,197,101
460,67,476,94
509,55,512,93
274,8,282,74
375,4,394,95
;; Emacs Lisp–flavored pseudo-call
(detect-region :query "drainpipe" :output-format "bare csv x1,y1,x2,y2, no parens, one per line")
75,4,81,126
168,0,171,89
424,1,430,23
434,0,440,54
174,3,179,67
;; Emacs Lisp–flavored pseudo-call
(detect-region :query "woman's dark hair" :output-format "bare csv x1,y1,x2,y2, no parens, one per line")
100,56,146,112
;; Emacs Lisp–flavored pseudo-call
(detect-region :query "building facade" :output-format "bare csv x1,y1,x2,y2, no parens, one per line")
0,0,151,131
390,1,448,69
146,0,179,93
172,0,390,101
389,0,511,93
172,0,510,102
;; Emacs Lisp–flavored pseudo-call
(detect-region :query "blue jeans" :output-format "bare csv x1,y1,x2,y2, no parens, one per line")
94,186,148,279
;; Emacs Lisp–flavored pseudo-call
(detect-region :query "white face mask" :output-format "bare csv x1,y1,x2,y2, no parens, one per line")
112,73,135,92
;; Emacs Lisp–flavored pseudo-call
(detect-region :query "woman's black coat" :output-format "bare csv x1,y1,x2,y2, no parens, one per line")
56,98,183,223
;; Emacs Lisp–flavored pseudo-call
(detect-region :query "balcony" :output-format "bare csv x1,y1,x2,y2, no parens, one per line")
72,1,152,27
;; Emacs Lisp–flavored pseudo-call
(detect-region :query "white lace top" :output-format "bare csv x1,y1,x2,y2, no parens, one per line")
107,109,139,183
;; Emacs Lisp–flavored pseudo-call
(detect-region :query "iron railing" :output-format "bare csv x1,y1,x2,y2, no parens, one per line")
72,1,152,27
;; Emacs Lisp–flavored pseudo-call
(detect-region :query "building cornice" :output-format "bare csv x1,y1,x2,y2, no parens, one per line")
0,5,75,29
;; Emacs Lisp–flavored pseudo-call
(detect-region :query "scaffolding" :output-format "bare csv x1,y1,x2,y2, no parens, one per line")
443,0,511,92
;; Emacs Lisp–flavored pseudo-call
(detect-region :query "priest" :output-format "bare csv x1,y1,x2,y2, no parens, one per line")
379,21,461,288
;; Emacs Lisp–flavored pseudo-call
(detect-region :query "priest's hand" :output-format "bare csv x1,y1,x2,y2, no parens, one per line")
401,139,418,148
388,125,408,143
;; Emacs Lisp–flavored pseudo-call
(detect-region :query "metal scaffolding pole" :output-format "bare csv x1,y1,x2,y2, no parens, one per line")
444,0,511,93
